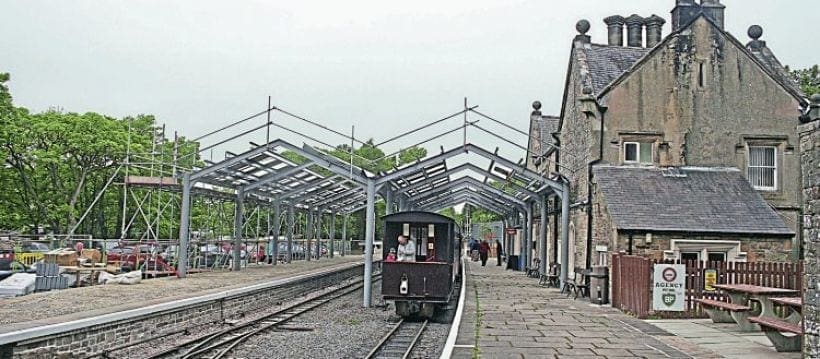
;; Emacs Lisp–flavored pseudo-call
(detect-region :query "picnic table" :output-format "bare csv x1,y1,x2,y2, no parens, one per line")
712,284,798,317
711,284,798,331
770,296,803,323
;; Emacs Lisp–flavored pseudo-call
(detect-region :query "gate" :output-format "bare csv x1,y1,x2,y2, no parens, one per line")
611,254,651,318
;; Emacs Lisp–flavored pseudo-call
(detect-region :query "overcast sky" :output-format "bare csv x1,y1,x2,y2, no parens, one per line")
1,0,817,160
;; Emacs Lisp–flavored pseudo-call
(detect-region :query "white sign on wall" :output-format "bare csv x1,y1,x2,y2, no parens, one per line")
652,264,686,312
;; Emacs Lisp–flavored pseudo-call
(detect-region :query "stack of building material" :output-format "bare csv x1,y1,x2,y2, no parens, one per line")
44,249,78,267
34,263,67,291
0,273,36,297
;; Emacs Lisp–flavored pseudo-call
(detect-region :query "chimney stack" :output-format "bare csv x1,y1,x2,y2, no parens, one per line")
603,16,626,46
625,14,645,47
644,15,666,47
671,0,700,31
700,0,725,29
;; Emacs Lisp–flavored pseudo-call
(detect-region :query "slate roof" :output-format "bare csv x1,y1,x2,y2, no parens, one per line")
747,43,805,99
581,44,650,95
534,115,560,154
593,166,794,236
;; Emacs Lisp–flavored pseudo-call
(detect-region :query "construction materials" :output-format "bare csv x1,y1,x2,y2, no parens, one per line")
0,273,36,297
35,263,68,291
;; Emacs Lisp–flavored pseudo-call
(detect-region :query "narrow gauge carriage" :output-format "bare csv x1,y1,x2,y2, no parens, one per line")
381,211,462,318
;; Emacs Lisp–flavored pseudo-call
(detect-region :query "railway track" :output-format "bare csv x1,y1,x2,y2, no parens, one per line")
146,275,380,359
364,318,428,359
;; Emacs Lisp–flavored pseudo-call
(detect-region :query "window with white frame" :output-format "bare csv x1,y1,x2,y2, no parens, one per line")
623,142,653,164
747,146,777,190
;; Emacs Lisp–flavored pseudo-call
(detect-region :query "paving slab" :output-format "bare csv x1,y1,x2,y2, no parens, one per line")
647,319,802,359
453,258,701,358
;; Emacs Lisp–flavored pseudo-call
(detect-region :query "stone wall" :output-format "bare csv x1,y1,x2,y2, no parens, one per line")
799,120,819,357
5,264,363,359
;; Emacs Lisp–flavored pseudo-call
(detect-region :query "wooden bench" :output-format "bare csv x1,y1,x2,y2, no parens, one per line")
561,267,590,299
539,263,560,287
748,316,803,352
694,298,753,329
526,259,541,278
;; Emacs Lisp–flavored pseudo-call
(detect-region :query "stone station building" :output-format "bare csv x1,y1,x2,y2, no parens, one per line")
527,0,810,271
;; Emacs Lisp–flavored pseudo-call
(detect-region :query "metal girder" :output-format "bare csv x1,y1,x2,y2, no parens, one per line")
244,162,315,191
191,139,286,181
311,186,363,208
406,177,527,207
419,193,512,216
375,146,467,185
464,144,563,195
418,188,524,214
277,174,343,200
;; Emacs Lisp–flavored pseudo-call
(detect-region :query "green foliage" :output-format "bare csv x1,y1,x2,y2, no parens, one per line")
787,64,820,96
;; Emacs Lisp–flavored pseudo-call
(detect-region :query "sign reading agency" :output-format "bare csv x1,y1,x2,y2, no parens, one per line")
652,264,686,311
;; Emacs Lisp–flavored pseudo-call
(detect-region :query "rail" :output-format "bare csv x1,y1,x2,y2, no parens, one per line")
365,318,428,359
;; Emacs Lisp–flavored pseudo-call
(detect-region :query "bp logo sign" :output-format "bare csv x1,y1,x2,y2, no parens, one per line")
653,264,685,312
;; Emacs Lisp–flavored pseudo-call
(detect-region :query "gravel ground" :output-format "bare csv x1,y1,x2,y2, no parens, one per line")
233,275,461,359
232,280,397,359
0,256,362,327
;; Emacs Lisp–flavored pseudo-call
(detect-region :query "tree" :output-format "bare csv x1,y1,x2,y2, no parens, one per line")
787,64,820,96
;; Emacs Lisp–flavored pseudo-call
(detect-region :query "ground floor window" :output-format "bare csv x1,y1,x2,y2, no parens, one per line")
664,240,745,263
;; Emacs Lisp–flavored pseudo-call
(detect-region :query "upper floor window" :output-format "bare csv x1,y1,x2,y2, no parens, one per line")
624,142,652,164
747,146,777,190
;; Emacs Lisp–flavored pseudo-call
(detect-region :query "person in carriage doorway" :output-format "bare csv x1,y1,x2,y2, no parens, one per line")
396,235,416,262
494,238,503,266
478,239,490,266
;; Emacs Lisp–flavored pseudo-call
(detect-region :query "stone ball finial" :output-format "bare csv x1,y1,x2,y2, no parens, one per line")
582,85,594,95
748,25,763,40
576,19,591,35
811,93,820,105
532,101,542,111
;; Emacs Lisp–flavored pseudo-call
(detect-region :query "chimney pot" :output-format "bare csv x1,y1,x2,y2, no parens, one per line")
603,15,626,46
625,14,645,47
671,0,700,31
644,15,666,47
700,0,725,29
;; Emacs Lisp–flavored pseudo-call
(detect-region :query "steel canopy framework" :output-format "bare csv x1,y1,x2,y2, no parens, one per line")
177,111,571,308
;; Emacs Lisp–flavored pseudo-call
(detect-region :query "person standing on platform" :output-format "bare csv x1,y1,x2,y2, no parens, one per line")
494,238,504,266
396,235,416,262
478,239,490,266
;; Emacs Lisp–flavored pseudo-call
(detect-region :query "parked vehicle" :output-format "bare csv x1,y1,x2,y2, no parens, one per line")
0,241,14,270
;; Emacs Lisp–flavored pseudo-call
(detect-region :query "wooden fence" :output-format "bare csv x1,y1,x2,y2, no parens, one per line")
611,254,803,319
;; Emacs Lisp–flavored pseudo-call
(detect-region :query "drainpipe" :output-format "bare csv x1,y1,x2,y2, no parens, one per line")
580,86,607,271
586,106,607,270
551,134,561,265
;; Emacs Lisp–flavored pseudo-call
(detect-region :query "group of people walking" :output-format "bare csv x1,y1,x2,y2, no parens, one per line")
468,237,503,267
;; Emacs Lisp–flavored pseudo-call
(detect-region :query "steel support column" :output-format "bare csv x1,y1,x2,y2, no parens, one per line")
306,209,314,262
177,173,192,278
330,211,336,258
233,187,245,271
315,209,322,259
525,204,533,272
397,195,406,212
385,187,394,215
341,213,348,257
272,198,281,265
287,203,294,263
363,179,376,308
560,181,570,288
539,197,548,275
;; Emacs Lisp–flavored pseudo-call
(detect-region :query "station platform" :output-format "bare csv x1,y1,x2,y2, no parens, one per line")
450,258,795,359
0,256,363,334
